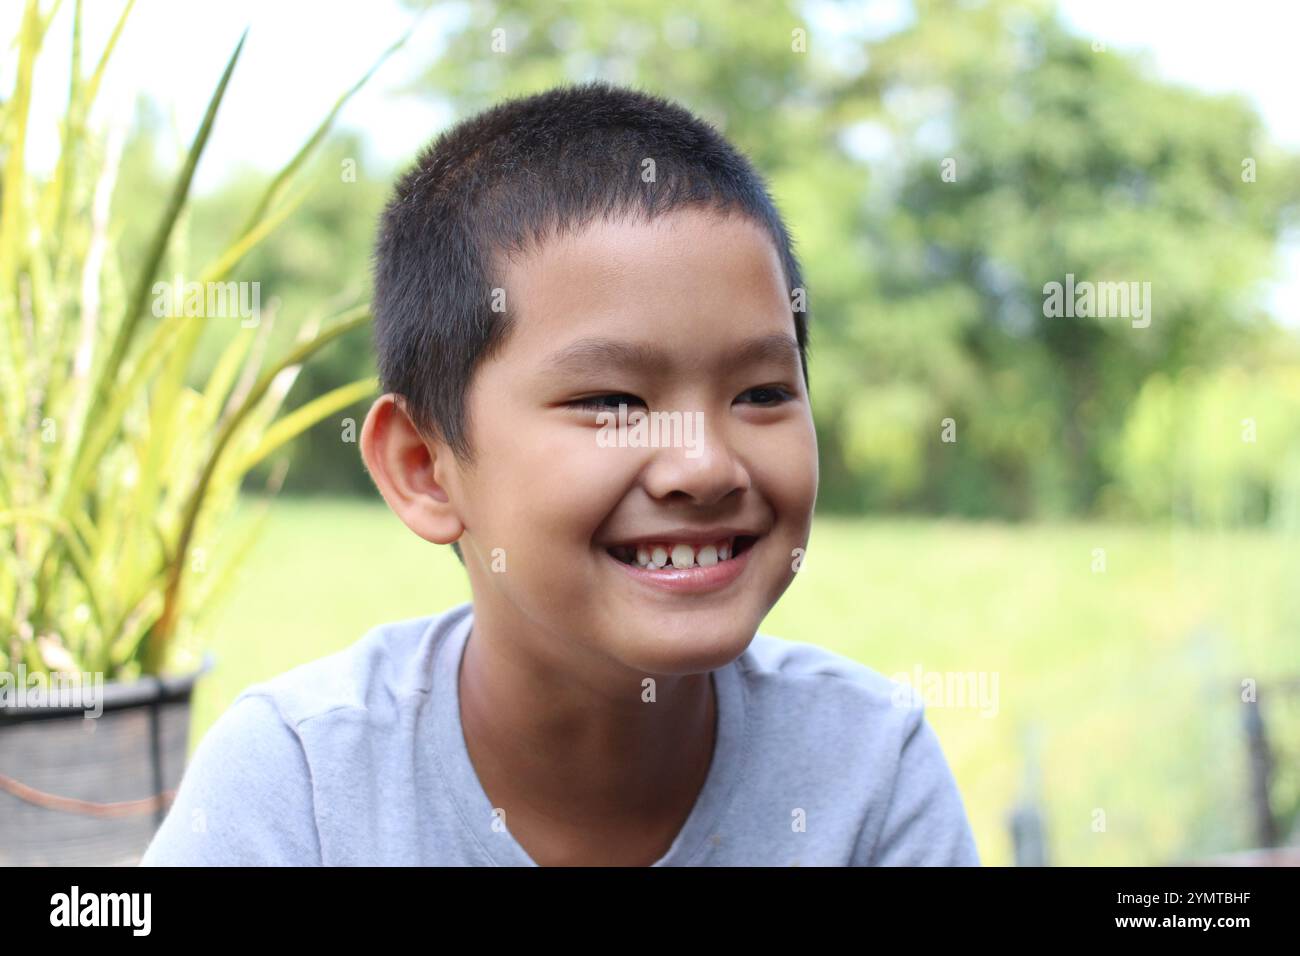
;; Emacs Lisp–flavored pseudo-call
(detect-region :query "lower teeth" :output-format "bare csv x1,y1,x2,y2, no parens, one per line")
613,551,739,570
608,538,751,569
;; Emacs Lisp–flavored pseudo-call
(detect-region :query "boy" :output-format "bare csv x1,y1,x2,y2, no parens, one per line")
141,81,979,866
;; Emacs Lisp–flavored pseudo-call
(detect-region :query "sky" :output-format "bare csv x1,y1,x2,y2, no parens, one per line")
5,0,1298,319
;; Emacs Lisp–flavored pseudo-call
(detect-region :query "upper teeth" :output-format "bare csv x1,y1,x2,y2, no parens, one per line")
630,539,734,569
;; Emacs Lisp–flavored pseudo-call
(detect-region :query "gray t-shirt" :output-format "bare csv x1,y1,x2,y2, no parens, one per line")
140,601,979,866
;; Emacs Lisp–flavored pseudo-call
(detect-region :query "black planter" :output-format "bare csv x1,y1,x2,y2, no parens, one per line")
0,654,213,866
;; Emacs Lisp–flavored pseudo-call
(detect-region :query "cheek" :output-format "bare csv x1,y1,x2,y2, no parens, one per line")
755,421,819,514
524,425,627,523
481,422,629,565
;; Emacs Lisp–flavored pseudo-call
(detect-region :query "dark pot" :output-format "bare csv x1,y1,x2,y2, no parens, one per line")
0,654,214,866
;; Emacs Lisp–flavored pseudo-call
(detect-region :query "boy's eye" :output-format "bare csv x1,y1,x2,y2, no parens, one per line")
567,387,794,412
742,385,794,406
568,393,646,412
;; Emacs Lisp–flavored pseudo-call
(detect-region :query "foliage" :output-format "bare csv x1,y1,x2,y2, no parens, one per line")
0,0,397,680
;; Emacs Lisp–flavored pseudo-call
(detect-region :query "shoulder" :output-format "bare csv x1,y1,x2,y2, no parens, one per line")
739,630,918,726
140,603,471,865
736,631,925,776
140,691,319,865
737,631,980,866
238,602,472,730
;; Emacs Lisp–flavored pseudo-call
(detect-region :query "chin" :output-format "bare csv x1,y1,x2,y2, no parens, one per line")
610,616,758,677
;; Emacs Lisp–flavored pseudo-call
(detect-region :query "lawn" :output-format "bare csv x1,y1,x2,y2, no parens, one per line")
183,496,1300,866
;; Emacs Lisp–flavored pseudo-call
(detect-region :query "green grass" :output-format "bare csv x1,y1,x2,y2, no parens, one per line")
183,497,1300,866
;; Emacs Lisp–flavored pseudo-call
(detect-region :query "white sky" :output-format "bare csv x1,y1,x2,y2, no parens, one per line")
5,0,1298,320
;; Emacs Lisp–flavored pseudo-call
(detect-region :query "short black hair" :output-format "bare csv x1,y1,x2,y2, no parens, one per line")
371,80,810,566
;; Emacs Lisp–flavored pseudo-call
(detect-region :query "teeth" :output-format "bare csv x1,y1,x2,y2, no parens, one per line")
624,538,738,569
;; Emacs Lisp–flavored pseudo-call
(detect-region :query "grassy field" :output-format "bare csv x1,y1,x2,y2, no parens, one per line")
180,496,1300,866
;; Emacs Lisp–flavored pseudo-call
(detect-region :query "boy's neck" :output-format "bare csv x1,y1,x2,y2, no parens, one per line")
456,614,719,866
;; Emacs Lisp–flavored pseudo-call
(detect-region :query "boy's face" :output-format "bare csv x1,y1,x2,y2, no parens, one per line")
438,207,817,676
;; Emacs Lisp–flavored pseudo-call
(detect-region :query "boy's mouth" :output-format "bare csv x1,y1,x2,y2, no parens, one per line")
605,535,758,571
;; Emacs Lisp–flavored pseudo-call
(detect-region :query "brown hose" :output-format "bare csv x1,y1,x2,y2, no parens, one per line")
0,771,174,818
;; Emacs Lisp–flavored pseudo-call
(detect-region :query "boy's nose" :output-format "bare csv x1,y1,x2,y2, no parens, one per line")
640,414,751,506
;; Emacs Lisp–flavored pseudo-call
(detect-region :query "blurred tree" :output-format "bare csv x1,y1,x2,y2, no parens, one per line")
857,0,1300,517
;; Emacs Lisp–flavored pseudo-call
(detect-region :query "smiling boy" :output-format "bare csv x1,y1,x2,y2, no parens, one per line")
141,81,979,867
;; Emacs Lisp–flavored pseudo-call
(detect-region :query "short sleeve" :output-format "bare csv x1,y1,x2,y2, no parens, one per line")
855,705,980,866
139,693,322,866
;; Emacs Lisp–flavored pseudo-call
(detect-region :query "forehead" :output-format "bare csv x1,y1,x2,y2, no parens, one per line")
493,207,795,370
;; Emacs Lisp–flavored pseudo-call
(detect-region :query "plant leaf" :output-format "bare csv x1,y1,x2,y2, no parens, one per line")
235,376,377,475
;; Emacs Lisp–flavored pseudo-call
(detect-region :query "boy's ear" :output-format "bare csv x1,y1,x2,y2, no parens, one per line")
360,394,465,547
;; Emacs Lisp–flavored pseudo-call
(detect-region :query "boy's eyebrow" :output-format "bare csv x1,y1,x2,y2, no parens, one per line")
541,332,801,377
